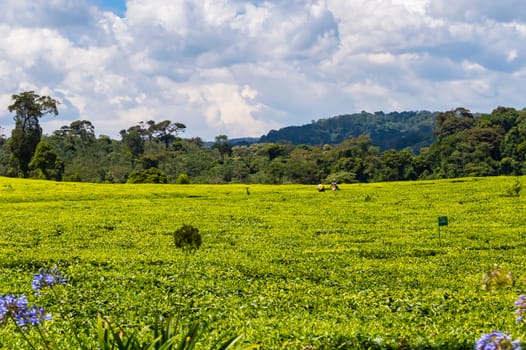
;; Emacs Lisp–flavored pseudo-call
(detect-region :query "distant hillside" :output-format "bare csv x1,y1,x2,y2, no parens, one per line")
259,111,438,152
229,137,260,145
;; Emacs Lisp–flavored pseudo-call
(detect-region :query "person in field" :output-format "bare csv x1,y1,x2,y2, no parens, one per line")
317,182,325,192
330,179,339,191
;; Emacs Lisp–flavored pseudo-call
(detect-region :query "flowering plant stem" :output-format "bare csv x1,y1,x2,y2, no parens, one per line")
9,314,38,350
36,326,52,350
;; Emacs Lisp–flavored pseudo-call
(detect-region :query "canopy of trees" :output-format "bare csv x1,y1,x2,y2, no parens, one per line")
1,92,525,184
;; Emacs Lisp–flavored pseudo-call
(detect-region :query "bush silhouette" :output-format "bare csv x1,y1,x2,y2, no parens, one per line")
173,224,202,251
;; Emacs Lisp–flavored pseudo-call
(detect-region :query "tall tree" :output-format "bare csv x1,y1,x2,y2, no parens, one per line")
212,134,233,164
7,91,59,177
53,120,96,152
120,125,146,159
147,120,186,148
68,120,96,145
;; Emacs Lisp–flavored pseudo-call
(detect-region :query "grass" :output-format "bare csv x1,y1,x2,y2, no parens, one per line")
0,176,525,348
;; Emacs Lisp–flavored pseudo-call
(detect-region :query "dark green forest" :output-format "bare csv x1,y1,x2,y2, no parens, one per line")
260,110,437,153
1,91,525,184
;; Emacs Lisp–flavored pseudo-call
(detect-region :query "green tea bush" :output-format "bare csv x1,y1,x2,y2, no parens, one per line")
505,178,522,197
2,176,526,348
0,266,250,350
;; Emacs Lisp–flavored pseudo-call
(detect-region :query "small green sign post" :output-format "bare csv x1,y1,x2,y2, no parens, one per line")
437,216,448,239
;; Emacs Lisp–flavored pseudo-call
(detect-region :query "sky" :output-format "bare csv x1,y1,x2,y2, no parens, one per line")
1,0,525,141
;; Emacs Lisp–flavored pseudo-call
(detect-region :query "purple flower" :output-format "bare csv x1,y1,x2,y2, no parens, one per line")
1,294,29,314
16,306,52,327
515,295,526,323
32,265,67,291
475,330,521,350
0,294,51,327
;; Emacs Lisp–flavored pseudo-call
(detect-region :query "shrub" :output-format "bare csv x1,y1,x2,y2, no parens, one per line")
505,178,522,197
127,168,167,184
173,224,202,252
67,173,82,182
176,173,190,184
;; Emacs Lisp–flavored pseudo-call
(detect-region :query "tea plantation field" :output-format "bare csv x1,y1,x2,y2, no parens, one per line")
0,176,525,349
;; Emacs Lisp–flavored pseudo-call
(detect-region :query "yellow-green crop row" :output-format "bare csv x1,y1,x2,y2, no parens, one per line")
0,176,525,349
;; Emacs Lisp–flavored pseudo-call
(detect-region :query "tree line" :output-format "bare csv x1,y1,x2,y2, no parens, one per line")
1,91,525,184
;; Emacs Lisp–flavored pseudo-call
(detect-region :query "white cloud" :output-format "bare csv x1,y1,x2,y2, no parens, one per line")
426,0,526,22
0,0,525,141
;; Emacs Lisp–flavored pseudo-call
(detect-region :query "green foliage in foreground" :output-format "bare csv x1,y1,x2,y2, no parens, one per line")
0,176,525,349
